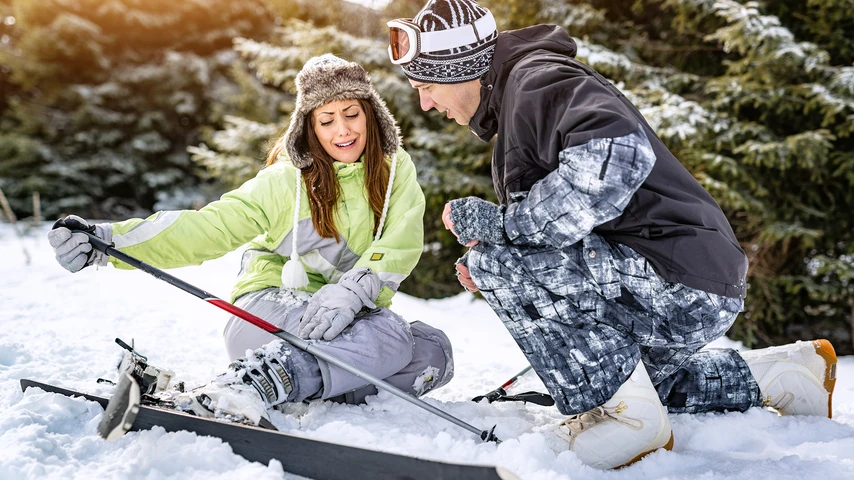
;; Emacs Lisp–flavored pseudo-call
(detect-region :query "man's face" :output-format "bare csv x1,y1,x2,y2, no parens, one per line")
408,79,481,126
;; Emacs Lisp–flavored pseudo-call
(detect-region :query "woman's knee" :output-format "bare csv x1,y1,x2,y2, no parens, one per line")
405,321,454,395
223,289,307,361
323,320,454,405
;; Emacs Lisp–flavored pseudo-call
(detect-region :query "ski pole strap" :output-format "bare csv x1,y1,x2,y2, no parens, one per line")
472,388,555,407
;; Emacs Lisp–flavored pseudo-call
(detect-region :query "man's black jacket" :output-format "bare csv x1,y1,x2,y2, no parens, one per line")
469,25,748,298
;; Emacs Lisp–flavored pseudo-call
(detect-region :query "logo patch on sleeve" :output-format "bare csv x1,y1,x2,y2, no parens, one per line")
370,253,384,261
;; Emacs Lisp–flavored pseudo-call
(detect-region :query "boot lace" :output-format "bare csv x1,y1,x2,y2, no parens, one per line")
558,401,642,441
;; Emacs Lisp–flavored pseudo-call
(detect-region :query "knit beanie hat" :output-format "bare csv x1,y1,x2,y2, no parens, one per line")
283,54,401,168
400,0,498,84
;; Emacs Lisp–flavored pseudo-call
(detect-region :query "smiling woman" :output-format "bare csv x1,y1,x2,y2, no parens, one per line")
311,100,368,165
300,96,389,243
45,54,455,426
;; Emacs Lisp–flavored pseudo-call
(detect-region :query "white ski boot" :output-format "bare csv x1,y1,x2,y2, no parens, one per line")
173,343,295,426
740,339,837,418
556,362,673,469
172,370,271,426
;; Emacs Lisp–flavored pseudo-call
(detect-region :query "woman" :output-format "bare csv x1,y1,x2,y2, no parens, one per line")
47,54,453,424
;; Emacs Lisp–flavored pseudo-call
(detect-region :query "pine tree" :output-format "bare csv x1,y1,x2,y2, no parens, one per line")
0,0,273,219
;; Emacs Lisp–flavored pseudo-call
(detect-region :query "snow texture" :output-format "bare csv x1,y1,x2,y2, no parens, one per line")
1,223,853,479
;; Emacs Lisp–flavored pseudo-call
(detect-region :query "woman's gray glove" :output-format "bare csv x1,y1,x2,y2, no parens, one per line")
47,215,112,272
298,267,383,341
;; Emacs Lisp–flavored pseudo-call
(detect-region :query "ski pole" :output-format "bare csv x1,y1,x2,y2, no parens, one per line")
77,231,500,443
472,366,554,407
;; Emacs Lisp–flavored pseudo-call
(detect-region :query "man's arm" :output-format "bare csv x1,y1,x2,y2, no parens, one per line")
504,124,656,248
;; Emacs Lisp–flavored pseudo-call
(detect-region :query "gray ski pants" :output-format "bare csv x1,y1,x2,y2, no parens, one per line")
223,288,454,404
467,233,761,416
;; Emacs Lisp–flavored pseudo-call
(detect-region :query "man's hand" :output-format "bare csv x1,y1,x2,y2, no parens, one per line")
442,202,478,247
455,262,478,293
446,197,505,246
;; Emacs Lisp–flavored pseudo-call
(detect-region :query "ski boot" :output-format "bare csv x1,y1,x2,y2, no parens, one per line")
172,341,295,428
740,339,837,417
556,362,673,469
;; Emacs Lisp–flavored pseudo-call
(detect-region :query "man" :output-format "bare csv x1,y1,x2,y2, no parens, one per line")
387,0,838,469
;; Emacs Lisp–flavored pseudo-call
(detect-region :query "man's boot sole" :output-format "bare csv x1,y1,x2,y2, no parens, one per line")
813,339,837,418
618,431,675,469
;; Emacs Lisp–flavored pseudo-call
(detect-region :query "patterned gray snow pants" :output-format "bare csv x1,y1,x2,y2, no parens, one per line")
467,233,761,415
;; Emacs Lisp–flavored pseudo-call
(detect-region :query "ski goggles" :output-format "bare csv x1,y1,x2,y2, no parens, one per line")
387,11,497,65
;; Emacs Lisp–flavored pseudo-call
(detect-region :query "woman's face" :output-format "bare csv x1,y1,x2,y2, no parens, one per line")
311,99,367,164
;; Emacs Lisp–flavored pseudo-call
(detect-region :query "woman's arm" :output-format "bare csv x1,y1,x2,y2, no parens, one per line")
109,165,288,269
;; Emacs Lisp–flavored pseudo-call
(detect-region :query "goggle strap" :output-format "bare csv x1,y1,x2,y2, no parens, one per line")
419,12,496,54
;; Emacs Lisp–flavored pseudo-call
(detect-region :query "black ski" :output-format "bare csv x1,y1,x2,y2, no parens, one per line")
21,379,517,480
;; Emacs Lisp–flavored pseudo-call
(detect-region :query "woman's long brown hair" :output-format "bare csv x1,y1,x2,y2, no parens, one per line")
266,99,390,242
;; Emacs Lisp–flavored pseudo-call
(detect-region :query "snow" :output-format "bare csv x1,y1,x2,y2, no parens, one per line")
1,222,853,480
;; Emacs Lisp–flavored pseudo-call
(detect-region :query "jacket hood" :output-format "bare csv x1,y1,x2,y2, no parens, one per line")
469,25,578,141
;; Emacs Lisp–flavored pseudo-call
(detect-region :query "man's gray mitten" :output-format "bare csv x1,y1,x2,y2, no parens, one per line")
449,197,506,246
298,267,383,341
47,215,112,273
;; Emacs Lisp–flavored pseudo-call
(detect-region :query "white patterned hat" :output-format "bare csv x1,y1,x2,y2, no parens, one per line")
400,0,498,84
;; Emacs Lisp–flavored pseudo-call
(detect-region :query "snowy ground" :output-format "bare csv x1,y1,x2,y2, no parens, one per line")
1,222,853,480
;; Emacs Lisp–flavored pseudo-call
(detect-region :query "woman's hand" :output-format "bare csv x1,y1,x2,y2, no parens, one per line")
47,215,111,272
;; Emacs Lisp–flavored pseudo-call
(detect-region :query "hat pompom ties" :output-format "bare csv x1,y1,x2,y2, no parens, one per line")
282,167,309,289
282,254,310,289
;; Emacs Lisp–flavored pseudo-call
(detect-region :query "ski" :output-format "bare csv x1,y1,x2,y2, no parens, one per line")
21,379,517,480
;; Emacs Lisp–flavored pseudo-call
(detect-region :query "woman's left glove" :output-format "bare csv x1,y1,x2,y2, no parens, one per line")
298,267,383,341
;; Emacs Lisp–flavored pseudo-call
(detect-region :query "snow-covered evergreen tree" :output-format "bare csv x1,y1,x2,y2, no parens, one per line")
0,0,273,218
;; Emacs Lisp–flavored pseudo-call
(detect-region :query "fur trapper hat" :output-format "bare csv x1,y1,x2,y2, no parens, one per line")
284,54,401,168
